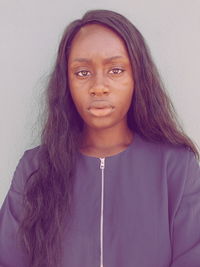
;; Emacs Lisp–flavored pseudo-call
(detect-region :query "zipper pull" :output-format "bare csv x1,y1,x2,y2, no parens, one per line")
100,158,105,169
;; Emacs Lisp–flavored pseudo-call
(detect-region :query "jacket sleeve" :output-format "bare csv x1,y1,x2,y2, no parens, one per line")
0,151,30,267
170,151,200,267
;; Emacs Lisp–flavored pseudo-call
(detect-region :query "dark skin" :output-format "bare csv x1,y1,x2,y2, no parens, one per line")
68,24,135,157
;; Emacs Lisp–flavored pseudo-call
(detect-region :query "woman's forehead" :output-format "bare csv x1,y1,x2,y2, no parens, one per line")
72,23,123,44
68,24,129,61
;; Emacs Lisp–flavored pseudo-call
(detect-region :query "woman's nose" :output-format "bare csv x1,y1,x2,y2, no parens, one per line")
89,72,109,96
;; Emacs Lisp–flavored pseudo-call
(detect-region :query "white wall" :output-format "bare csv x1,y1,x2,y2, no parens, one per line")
0,0,200,206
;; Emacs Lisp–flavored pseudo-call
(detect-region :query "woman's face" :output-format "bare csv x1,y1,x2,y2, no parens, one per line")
68,23,134,131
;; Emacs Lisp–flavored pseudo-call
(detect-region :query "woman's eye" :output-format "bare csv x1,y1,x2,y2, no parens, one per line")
75,70,90,77
109,68,124,75
74,68,124,78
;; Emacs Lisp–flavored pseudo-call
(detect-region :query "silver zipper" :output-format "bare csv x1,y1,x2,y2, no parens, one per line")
99,158,105,267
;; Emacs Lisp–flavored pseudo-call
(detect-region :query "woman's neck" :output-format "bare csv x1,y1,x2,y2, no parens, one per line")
79,123,134,157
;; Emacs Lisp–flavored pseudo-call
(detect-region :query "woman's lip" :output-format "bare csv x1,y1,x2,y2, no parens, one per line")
88,107,114,117
88,100,114,109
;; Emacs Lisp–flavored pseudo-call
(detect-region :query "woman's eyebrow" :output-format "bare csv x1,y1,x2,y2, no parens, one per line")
72,55,124,63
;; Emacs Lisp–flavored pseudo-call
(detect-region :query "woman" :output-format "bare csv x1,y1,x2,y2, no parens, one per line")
0,9,200,267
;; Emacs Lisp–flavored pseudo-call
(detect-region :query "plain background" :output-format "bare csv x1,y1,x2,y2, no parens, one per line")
0,0,200,206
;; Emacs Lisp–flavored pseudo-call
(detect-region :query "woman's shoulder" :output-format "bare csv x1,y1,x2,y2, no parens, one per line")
19,145,41,174
11,145,41,194
136,133,196,162
134,133,199,180
23,145,41,165
136,134,200,202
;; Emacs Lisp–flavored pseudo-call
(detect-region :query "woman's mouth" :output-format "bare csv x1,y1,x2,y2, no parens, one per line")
88,101,114,117
88,107,114,117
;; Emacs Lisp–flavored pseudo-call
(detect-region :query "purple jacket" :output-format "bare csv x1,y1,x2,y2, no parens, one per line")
1,132,200,267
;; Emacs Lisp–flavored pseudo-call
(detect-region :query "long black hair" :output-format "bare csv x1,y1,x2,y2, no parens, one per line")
18,9,199,267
